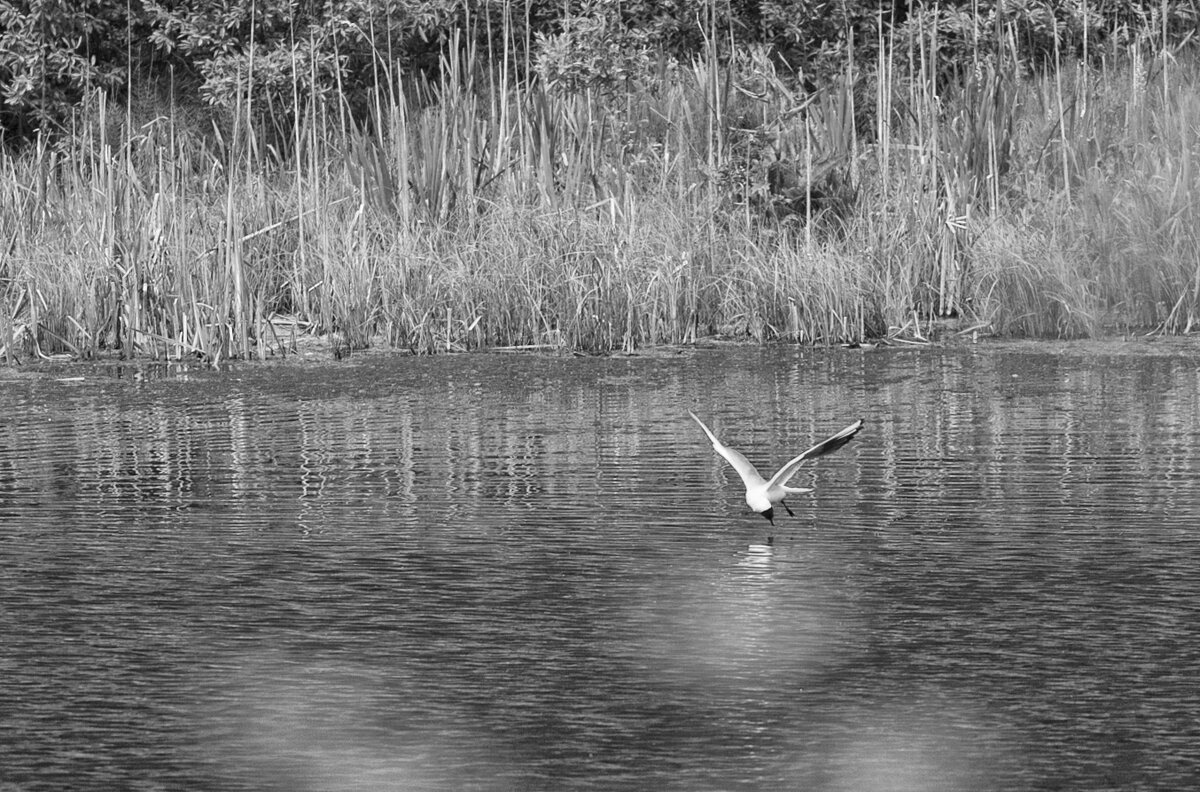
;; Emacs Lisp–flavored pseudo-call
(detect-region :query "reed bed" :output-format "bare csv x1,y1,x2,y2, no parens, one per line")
2,28,1199,362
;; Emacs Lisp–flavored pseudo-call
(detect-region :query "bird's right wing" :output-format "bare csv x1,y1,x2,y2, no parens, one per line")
767,419,864,489
689,411,766,487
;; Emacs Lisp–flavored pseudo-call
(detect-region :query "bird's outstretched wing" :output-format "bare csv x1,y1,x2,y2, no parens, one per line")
767,419,864,489
689,411,766,487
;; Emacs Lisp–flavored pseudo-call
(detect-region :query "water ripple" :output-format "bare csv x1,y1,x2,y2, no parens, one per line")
3,346,1200,790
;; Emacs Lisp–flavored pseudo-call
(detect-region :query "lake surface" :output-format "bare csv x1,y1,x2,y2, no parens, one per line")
3,341,1200,791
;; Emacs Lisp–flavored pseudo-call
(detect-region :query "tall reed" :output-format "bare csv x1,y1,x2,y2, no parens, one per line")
2,20,1198,362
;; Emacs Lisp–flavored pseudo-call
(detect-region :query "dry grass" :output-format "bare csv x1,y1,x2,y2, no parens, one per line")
2,27,1199,362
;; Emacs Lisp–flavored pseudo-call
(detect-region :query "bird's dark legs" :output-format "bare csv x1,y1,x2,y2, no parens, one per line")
781,500,795,517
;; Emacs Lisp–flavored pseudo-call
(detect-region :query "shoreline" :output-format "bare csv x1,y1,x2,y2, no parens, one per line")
5,326,1197,377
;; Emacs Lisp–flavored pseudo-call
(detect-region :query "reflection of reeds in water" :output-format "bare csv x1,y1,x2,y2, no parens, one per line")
3,23,1200,362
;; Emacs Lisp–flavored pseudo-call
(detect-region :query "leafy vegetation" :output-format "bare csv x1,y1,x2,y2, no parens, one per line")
1,1,1199,361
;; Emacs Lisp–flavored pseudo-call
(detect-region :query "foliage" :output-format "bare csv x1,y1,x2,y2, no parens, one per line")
759,0,882,82
3,0,1200,141
6,32,1200,363
894,0,1200,78
535,4,651,95
4,4,1200,361
0,0,130,138
142,0,462,128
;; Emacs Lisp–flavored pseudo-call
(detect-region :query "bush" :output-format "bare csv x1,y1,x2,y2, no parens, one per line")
0,0,130,138
2,0,1199,146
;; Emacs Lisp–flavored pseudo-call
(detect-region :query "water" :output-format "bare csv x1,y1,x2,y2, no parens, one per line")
3,341,1200,791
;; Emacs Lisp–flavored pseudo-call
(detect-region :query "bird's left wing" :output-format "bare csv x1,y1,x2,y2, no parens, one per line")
767,419,864,489
689,411,766,487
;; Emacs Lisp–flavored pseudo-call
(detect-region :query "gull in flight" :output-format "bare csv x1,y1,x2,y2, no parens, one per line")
689,411,863,525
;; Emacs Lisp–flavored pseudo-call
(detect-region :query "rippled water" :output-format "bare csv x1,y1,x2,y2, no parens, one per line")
3,342,1200,790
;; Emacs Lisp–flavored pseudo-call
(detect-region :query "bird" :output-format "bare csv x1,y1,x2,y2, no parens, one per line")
689,411,863,525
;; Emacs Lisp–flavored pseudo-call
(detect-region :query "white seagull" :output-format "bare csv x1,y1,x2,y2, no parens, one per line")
689,411,863,525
